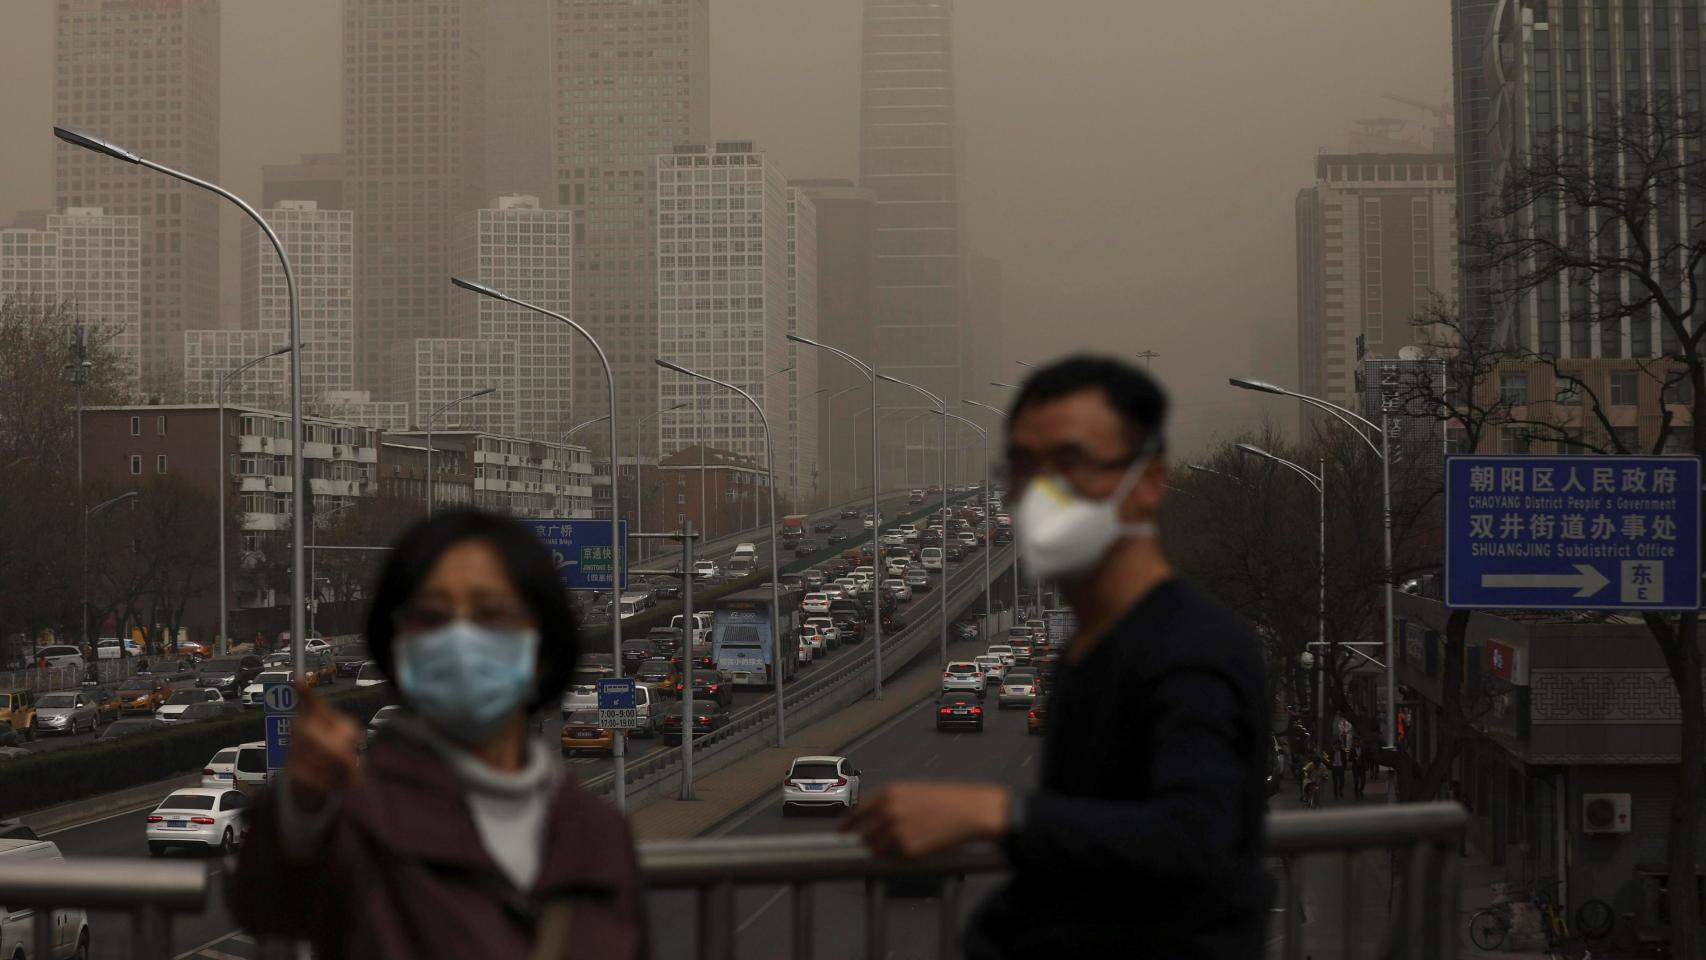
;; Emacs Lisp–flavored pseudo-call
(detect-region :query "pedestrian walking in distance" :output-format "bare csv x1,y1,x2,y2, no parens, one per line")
842,356,1273,958
1330,742,1346,799
229,510,650,959
1351,737,1368,799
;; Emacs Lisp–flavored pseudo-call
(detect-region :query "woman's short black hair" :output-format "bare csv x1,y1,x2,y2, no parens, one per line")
365,508,578,711
1007,354,1168,455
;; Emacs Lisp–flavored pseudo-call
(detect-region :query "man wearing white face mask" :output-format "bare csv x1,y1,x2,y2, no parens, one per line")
843,356,1273,958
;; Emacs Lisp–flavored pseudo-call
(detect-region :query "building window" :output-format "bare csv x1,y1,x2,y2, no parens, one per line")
157,415,167,436
156,455,168,475
1499,427,1531,454
1499,373,1529,406
129,455,141,475
129,416,141,437
1555,380,1583,406
1663,378,1693,406
1612,426,1639,451
1610,372,1638,406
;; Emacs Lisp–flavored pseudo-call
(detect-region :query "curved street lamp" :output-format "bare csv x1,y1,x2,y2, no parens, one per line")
425,386,497,517
215,343,294,654
876,372,950,664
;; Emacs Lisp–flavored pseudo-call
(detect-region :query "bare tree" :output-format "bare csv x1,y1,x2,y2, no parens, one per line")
1479,95,1706,956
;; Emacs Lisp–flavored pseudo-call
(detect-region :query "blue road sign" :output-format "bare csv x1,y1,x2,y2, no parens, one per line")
597,677,636,710
1445,455,1701,610
265,714,292,771
262,682,297,716
523,519,629,592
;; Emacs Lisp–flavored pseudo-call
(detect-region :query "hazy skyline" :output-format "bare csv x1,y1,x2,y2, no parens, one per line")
0,0,1451,454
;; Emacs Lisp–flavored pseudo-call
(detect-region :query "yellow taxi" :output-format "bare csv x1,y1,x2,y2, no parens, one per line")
312,650,337,686
88,685,123,723
560,710,614,756
116,676,169,715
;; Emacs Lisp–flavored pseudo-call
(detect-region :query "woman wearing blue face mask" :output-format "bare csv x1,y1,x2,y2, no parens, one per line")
229,509,650,959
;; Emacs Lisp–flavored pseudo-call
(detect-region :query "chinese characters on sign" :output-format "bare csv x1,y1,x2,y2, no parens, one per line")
1445,456,1700,611
522,519,629,592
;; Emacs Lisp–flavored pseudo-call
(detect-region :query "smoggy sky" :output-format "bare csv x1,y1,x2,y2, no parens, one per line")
0,0,1451,455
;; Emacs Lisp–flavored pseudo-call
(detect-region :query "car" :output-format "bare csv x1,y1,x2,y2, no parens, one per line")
154,687,227,724
957,531,981,550
576,652,619,678
174,639,212,661
1034,650,1062,685
621,639,659,673
295,637,334,659
793,539,821,557
669,642,717,673
804,616,840,649
1028,695,1049,735
797,641,815,665
0,690,38,742
632,659,682,694
882,578,912,602
652,579,683,602
94,717,157,743
365,706,404,744
35,644,85,671
802,570,827,590
833,577,860,596
826,530,850,545
355,661,388,687
85,684,122,723
1026,620,1049,642
909,489,926,504
797,625,827,657
971,655,1007,685
1009,639,1034,665
201,748,240,787
862,515,876,530
96,637,143,660
0,838,90,959
117,677,169,714
692,560,720,580
880,531,905,548
240,670,297,708
311,650,337,686
993,527,1013,545
998,669,1040,709
662,701,732,744
169,701,242,725
813,519,837,533
146,787,248,856
801,592,832,615
197,655,264,699
944,543,964,563
647,626,685,654
839,506,860,520
145,657,201,685
905,568,931,592
985,644,1016,667
935,692,985,731
560,670,603,713
561,711,615,755
675,669,733,707
334,643,373,677
885,557,909,578
261,652,294,670
782,755,862,814
32,690,98,735
670,613,713,646
941,661,986,697
920,547,944,571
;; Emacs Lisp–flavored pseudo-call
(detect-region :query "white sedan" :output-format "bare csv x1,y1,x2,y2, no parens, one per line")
882,578,912,602
692,560,720,580
801,593,832,615
201,748,238,788
147,787,248,856
985,644,1016,667
805,617,840,648
972,654,1008,685
782,755,862,813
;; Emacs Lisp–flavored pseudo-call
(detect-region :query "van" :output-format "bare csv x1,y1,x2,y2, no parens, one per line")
732,543,758,559
0,839,90,958
670,612,712,644
920,547,944,571
232,740,269,795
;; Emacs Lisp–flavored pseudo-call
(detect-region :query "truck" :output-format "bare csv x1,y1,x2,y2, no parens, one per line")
1043,608,1079,646
711,588,799,687
781,515,808,542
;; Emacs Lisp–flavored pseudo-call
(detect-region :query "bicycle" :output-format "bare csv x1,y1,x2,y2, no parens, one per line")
1466,882,1614,958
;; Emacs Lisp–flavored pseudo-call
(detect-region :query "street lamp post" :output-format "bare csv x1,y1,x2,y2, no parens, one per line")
877,372,950,664
425,386,497,517
451,277,629,810
633,402,690,562
963,399,1010,632
942,412,991,643
57,124,312,678
561,414,610,444
1135,350,1161,371
83,490,139,655
1236,444,1327,756
1231,375,1396,770
656,358,787,746
215,344,294,656
788,335,886,699
822,383,860,505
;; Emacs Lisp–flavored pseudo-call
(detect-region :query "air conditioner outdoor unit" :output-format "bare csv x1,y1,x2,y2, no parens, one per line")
1582,793,1632,834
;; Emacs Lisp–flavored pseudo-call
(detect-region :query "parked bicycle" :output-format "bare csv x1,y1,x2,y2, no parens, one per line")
1467,881,1614,958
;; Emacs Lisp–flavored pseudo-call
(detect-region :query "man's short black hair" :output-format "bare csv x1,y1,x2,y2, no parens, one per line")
365,508,579,712
1008,354,1168,455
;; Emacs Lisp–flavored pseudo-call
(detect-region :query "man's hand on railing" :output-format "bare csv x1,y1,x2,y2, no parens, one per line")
840,781,1011,859
285,681,361,813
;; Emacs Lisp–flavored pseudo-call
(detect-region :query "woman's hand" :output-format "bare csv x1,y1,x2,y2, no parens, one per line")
283,682,361,813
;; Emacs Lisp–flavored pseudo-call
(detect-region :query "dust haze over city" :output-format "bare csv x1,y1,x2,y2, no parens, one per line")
0,0,1452,455
26,1,1706,958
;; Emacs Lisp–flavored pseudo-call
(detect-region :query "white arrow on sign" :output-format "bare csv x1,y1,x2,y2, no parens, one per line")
1480,564,1611,598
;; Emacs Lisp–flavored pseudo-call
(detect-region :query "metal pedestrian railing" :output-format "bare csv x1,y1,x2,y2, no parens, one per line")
0,857,207,960
637,801,1468,960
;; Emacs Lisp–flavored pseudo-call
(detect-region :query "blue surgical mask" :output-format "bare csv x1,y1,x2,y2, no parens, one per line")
394,620,539,745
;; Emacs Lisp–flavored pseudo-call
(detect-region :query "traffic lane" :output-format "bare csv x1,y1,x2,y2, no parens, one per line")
46,807,243,960
646,686,1041,960
563,547,1006,776
642,493,919,569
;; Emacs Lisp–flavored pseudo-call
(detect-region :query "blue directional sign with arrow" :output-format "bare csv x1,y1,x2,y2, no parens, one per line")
1445,455,1701,611
523,519,628,592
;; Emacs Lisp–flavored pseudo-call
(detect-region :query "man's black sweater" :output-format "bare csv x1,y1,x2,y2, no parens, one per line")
966,579,1274,958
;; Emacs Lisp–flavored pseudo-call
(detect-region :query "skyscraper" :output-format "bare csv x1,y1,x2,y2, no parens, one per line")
452,195,574,441
553,0,711,458
1294,154,1458,415
0,207,142,396
1451,0,1499,332
261,153,345,212
486,0,554,204
656,143,790,466
860,0,964,429
343,0,487,398
54,0,220,391
787,187,820,509
793,179,877,505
